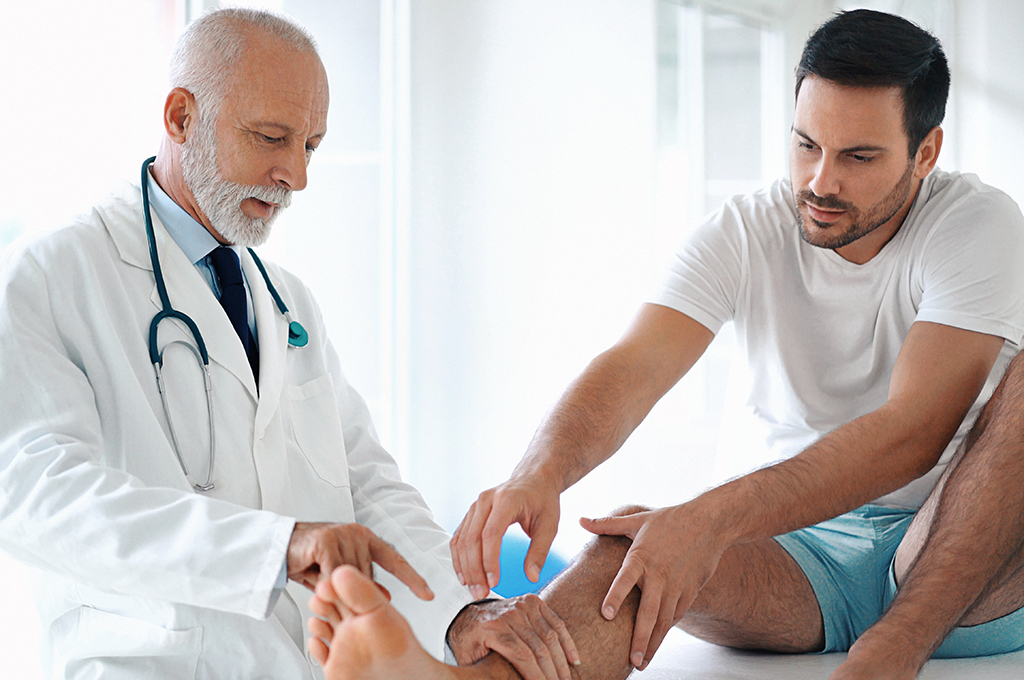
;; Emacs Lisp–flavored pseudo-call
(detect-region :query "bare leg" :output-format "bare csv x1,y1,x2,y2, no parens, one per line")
835,352,1024,679
680,538,825,653
538,507,824,663
311,527,640,680
578,507,824,655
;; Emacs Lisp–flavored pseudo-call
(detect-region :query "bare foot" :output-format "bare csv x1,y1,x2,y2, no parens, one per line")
307,566,462,680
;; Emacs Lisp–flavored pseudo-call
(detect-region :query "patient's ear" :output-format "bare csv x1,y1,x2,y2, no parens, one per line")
913,127,943,179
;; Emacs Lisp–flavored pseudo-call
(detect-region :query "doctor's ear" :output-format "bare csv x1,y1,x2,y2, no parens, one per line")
163,87,198,144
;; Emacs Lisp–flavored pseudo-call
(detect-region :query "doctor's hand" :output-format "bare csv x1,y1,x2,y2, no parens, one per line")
450,474,562,601
287,522,434,601
580,504,726,671
446,595,580,680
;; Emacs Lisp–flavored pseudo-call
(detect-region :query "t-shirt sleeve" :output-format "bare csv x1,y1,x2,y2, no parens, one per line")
914,189,1024,345
648,203,745,335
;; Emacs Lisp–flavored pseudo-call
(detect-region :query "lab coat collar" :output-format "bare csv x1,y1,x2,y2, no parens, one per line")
100,181,162,272
98,181,263,402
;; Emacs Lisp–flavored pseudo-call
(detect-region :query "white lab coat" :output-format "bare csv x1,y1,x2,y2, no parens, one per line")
0,181,472,679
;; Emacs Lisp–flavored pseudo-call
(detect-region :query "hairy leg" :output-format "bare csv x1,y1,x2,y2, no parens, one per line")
679,537,825,653
448,526,640,680
311,521,641,680
531,505,823,667
577,505,824,655
312,504,827,680
895,352,1024,623
836,352,1024,678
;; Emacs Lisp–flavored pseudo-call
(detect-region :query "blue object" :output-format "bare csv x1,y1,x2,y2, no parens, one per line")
493,534,569,597
208,246,260,380
288,320,309,347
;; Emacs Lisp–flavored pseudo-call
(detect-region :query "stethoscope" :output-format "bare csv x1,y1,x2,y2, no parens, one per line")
142,156,308,491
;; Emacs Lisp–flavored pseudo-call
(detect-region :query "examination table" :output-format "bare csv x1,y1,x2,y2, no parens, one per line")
638,627,1024,678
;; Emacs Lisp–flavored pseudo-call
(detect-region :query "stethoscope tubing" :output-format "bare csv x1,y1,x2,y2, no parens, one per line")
141,156,305,492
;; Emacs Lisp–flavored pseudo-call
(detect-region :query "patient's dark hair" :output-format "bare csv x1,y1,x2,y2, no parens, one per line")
795,9,949,156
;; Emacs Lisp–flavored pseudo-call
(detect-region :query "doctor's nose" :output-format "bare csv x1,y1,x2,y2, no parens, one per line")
271,145,309,192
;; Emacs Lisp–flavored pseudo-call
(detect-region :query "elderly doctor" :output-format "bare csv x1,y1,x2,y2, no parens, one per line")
0,8,575,680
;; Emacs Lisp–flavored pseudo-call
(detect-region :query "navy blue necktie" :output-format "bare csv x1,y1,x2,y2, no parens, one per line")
208,247,260,383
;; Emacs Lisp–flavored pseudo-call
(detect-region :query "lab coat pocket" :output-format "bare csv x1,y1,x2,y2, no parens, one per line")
287,373,351,488
57,607,202,679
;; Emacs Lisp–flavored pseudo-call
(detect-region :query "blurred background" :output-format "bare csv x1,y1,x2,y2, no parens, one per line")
2,0,1023,675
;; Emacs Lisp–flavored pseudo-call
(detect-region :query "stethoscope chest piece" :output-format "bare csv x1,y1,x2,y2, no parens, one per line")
288,320,308,348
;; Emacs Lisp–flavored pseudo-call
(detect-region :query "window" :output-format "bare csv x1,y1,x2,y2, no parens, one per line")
651,0,786,491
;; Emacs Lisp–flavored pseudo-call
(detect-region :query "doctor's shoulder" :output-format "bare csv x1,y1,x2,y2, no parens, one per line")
0,196,130,310
1,212,113,276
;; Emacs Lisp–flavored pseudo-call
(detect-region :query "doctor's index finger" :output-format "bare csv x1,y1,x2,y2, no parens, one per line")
368,533,434,601
538,597,580,665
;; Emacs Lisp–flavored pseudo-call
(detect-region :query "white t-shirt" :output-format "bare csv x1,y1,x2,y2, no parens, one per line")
651,169,1024,509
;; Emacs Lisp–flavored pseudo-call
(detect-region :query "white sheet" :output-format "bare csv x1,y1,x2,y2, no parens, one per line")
637,628,1024,678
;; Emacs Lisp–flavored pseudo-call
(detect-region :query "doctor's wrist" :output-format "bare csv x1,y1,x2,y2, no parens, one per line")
445,597,500,652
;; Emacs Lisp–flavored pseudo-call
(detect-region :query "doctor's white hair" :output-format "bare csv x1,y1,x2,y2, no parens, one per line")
168,7,319,124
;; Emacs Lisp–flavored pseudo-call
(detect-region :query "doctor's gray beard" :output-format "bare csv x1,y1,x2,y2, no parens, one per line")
180,112,292,247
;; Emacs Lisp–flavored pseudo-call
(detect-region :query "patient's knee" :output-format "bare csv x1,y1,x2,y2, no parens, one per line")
608,503,652,518
577,505,651,556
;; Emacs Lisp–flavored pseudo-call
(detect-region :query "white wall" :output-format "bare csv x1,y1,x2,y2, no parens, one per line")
404,0,672,553
0,1,172,241
947,0,1024,207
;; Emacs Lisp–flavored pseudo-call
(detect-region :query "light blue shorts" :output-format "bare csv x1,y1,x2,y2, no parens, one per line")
774,504,1024,657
